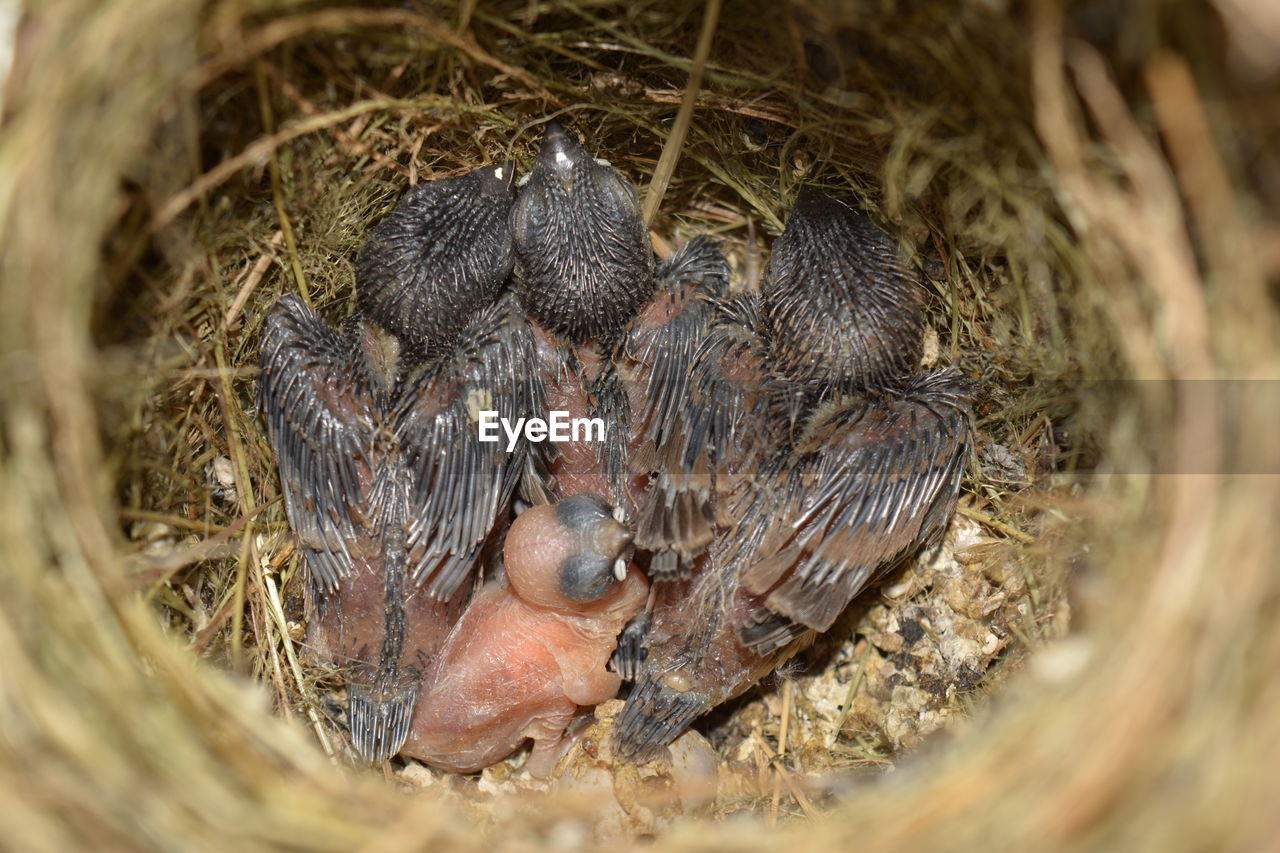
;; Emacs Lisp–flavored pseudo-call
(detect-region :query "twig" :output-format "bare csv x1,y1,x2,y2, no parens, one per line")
957,505,1035,544
262,558,335,757
135,502,275,590
214,342,257,671
191,7,555,100
121,508,232,533
225,231,284,328
152,98,402,231
770,677,794,821
256,63,310,306
640,87,791,124
756,732,819,820
753,730,775,829
830,642,872,747
258,59,409,179
642,0,722,224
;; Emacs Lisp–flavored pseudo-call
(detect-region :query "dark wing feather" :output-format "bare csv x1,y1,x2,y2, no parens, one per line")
348,677,417,764
626,244,765,578
630,237,732,447
738,368,974,645
608,608,651,682
257,295,384,596
395,294,538,599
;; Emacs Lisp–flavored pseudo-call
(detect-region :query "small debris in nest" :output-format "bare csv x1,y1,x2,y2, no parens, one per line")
711,516,1052,792
553,700,718,841
588,72,645,99
206,455,237,504
791,150,813,178
129,520,180,557
981,442,1029,486
920,325,940,369
393,701,717,841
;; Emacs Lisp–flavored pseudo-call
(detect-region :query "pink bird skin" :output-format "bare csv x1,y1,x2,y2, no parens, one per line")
401,494,647,776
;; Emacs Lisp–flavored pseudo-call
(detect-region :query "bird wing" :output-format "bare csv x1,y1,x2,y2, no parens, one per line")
626,239,767,579
394,294,539,600
738,368,974,645
257,294,385,596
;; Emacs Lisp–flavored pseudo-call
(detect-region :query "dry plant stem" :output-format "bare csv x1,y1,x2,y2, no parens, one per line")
192,6,555,99
754,736,818,821
225,231,285,328
770,678,793,822
151,98,405,231
755,733,776,830
956,505,1035,544
121,507,224,531
641,0,722,224
138,501,272,590
256,62,310,305
262,560,336,757
829,643,872,747
473,8,612,72
258,60,411,180
214,341,257,671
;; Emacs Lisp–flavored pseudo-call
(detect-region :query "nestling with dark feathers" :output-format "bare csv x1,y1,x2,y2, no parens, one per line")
614,188,973,759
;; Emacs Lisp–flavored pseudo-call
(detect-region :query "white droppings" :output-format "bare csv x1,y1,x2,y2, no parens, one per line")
211,455,236,488
464,388,492,424
493,165,505,180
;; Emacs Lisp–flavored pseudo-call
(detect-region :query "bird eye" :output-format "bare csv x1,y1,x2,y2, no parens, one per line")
558,553,621,603
553,494,634,603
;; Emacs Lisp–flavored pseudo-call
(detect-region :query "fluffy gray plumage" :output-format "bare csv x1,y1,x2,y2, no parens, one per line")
357,163,516,362
510,121,654,345
762,187,924,391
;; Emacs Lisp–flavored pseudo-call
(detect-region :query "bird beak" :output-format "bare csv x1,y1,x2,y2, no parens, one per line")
534,119,591,180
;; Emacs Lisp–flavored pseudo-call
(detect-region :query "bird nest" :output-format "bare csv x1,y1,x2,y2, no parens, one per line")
3,0,1277,849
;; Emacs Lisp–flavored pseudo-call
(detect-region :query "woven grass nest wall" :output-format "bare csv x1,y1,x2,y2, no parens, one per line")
3,0,1278,849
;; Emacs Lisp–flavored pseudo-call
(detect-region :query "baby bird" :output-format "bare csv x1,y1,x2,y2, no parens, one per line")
508,121,732,687
508,120,654,509
260,164,533,763
511,120,654,347
614,188,974,758
401,494,647,777
761,187,923,394
509,120,730,520
357,163,516,362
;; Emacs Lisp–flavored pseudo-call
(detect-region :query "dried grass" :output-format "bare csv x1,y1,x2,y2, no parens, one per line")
1,0,1277,849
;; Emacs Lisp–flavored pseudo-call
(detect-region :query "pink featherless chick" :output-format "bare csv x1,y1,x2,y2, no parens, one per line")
400,493,648,777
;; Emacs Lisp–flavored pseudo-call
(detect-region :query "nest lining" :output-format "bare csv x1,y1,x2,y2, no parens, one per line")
3,0,1277,850
118,0,1072,815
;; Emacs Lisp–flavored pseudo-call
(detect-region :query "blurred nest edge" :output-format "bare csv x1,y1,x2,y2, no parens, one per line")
1,1,1278,851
